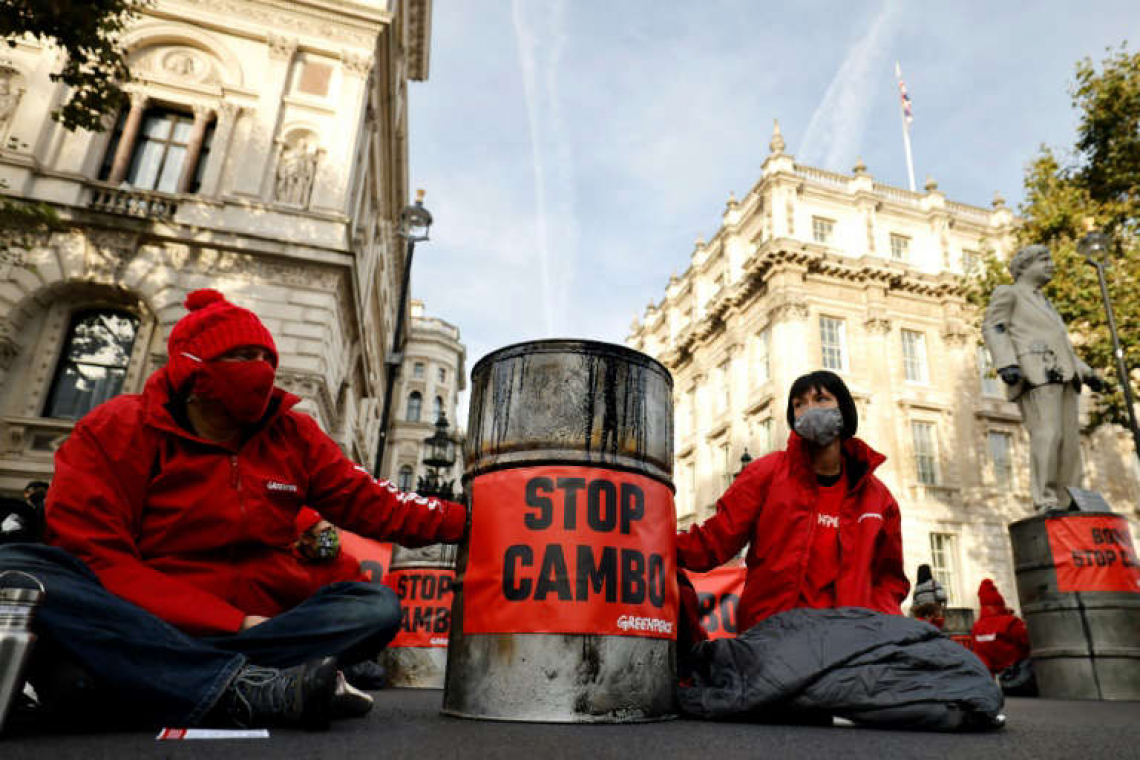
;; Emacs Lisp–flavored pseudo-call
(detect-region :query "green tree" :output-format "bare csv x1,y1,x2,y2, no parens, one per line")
965,45,1140,430
1,0,141,132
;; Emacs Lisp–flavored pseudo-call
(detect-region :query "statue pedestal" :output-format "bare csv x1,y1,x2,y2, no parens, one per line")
1009,511,1140,700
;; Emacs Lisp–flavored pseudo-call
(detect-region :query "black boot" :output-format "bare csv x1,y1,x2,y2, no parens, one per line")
217,657,337,730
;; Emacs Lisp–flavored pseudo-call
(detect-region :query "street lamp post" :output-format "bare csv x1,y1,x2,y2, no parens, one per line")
417,413,458,500
1077,228,1140,462
734,449,753,480
373,189,433,477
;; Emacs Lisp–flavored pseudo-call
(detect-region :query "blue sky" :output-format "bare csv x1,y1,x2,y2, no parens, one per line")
407,0,1140,407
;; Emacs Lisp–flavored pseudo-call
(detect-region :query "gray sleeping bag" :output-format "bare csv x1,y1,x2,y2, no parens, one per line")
678,607,1005,731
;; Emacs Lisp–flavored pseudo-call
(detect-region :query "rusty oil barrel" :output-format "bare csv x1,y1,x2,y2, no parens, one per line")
1009,512,1140,699
383,543,457,688
442,340,677,722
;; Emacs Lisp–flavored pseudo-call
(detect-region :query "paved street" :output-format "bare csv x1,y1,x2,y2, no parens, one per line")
4,689,1137,759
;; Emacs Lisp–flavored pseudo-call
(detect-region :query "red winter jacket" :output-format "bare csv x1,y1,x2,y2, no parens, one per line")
677,433,910,632
970,582,1030,674
45,367,466,636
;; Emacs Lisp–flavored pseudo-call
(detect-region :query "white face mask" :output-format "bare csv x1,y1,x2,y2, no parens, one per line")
794,407,844,446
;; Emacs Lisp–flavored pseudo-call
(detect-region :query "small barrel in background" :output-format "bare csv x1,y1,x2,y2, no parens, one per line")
1009,511,1140,700
382,543,457,688
443,339,676,723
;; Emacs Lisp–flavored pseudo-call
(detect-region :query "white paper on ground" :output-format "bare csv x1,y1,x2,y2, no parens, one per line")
156,728,270,740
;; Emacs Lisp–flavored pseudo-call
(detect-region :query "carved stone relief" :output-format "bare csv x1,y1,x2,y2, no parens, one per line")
0,67,24,127
131,46,222,86
274,132,321,207
175,0,375,48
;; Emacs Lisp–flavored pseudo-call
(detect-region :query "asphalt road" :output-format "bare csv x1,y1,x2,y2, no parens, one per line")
3,689,1137,759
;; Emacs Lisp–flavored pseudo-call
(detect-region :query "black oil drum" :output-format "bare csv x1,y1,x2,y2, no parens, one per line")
1009,511,1140,700
442,340,677,722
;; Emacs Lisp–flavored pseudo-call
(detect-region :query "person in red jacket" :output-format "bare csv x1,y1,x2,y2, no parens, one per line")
0,289,466,731
677,370,910,635
971,578,1031,675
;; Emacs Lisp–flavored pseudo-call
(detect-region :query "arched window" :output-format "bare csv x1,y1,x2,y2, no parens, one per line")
433,396,443,422
100,107,215,194
397,465,414,491
45,310,140,420
406,391,422,422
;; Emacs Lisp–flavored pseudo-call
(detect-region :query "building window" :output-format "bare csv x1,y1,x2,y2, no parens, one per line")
819,316,847,371
962,249,980,275
433,395,443,422
406,391,422,422
988,431,1014,489
398,465,414,491
757,417,774,455
901,329,928,383
717,360,730,414
721,442,731,490
812,216,835,244
438,367,446,383
100,108,213,194
978,346,1001,397
45,310,140,420
754,327,770,385
929,532,960,605
890,233,910,262
911,421,939,485
413,362,425,378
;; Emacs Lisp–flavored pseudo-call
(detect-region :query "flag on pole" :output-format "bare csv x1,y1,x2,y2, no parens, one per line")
895,61,913,126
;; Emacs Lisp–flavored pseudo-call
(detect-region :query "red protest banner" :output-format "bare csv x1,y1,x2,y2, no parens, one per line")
383,567,454,648
463,466,678,639
339,532,393,584
686,565,746,640
1046,514,1140,593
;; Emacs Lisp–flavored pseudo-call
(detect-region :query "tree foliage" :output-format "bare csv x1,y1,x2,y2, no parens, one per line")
965,45,1140,430
1,0,142,132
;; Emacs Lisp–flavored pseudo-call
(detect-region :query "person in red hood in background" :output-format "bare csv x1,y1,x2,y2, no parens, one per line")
971,578,1031,675
676,370,910,640
0,289,466,732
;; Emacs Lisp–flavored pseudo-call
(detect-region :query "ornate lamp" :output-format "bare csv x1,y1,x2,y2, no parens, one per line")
400,188,433,242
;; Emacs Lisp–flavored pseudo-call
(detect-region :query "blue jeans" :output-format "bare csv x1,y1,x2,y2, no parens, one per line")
0,544,401,727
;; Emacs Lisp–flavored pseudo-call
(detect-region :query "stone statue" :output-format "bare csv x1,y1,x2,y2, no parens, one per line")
982,244,1103,511
274,140,319,206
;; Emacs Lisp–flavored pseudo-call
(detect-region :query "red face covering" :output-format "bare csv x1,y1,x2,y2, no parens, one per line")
194,359,276,424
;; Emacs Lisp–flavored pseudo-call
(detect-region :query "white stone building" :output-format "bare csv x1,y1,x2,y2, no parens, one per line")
627,122,1140,609
384,299,466,498
0,0,434,495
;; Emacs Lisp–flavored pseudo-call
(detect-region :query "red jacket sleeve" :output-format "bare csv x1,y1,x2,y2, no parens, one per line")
869,494,910,615
675,456,774,572
295,414,466,546
46,420,247,635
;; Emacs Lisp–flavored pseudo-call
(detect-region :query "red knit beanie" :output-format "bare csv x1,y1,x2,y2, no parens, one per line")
978,578,1006,608
166,289,278,392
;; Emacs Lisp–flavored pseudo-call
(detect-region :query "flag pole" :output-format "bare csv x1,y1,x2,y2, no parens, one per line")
895,61,916,193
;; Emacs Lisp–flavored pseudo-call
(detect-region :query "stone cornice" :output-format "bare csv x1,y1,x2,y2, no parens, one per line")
405,0,432,81
163,0,387,52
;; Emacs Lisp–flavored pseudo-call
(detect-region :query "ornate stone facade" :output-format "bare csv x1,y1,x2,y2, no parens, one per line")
627,122,1140,611
384,300,467,494
0,0,434,493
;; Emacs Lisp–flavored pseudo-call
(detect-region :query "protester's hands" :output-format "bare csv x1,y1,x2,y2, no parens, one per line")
997,366,1022,386
241,615,269,630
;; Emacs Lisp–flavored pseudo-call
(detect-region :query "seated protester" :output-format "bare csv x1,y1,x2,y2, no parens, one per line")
971,578,1030,675
0,481,48,544
910,564,948,629
0,290,466,731
676,370,910,636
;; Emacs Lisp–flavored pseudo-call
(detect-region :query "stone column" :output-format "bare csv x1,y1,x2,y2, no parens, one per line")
198,101,241,198
108,91,149,183
232,34,296,199
176,103,213,194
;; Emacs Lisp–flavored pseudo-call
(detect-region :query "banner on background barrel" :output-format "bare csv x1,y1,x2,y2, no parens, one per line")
464,466,679,639
1046,514,1140,593
383,567,454,647
338,532,393,584
686,565,745,640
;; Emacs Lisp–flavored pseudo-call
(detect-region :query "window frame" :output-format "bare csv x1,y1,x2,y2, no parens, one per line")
987,429,1015,490
43,308,141,421
406,391,423,422
889,233,911,262
929,532,960,605
900,329,929,384
911,420,939,485
811,216,835,245
819,315,847,372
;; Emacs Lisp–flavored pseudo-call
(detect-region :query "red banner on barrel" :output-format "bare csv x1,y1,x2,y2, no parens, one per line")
464,466,679,639
383,567,454,648
338,532,393,584
686,565,746,639
1046,514,1140,593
